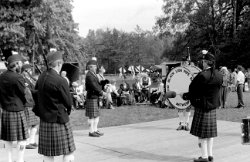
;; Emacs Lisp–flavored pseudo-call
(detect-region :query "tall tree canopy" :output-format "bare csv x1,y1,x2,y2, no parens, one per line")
155,0,250,69
83,27,166,74
0,0,85,70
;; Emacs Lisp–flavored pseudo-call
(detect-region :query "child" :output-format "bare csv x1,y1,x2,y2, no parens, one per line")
105,79,119,109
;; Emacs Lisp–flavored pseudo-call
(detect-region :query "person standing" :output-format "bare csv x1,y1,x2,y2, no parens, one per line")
184,53,223,162
235,65,245,108
220,67,230,108
34,51,75,162
85,60,107,137
61,71,70,85
0,54,28,162
21,64,39,149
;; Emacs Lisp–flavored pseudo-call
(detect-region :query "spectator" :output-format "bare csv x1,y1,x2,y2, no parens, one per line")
117,80,133,106
105,79,119,109
140,74,151,102
220,67,230,108
150,78,165,105
235,65,245,108
132,77,142,103
61,71,70,85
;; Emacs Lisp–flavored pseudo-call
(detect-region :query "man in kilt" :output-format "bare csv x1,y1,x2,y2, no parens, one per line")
85,60,107,137
0,54,28,162
21,64,39,149
184,52,222,162
34,50,75,162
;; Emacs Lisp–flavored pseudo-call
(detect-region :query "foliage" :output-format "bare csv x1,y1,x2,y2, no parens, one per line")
155,0,250,69
0,0,86,71
83,26,165,74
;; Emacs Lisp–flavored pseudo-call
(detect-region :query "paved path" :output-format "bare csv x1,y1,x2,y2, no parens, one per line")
0,118,249,162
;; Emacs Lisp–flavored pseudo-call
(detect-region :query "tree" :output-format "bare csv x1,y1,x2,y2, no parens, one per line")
155,0,250,68
0,0,86,72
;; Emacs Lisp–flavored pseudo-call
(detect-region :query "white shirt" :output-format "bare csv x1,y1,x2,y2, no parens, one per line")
105,84,119,95
237,71,245,84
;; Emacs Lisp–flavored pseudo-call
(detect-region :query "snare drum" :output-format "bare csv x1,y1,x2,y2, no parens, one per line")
241,118,250,145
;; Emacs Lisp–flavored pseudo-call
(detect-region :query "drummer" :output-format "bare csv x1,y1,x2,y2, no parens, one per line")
176,56,192,131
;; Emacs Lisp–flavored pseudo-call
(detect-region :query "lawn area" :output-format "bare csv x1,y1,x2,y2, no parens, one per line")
70,90,250,130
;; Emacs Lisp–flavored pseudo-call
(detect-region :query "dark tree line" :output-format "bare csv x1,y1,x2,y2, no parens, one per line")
155,0,250,69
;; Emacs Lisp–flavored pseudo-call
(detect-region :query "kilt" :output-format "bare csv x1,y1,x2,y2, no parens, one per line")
190,108,217,138
25,107,39,127
38,120,76,156
1,109,29,141
85,99,100,118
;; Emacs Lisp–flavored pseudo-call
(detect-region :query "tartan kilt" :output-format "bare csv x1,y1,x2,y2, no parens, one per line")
38,120,76,156
1,109,29,141
25,107,39,127
190,108,217,138
85,99,100,118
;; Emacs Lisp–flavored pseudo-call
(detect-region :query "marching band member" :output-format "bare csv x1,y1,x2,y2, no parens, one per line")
85,60,107,137
183,52,222,162
35,50,75,162
21,64,39,149
0,54,28,162
176,57,192,131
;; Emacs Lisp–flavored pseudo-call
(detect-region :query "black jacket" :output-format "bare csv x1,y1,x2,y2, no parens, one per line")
85,71,103,99
188,68,223,111
0,70,26,112
34,69,72,124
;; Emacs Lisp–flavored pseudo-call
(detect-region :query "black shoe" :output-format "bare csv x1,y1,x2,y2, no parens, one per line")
89,132,100,137
95,130,104,136
208,156,214,162
30,143,38,147
176,124,184,131
193,157,209,162
25,144,36,149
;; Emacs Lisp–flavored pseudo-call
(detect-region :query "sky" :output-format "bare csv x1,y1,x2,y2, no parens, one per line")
71,0,164,37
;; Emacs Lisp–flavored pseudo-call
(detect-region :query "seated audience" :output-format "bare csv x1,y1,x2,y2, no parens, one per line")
140,74,151,102
132,77,142,103
105,79,119,109
150,78,165,105
117,81,133,106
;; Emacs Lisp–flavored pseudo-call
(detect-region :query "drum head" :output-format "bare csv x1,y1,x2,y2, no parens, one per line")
166,66,200,109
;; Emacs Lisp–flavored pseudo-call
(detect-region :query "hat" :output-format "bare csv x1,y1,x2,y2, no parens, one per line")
21,64,32,72
221,66,227,71
203,53,215,62
199,52,215,62
47,51,63,65
87,60,97,66
72,82,78,87
7,54,24,65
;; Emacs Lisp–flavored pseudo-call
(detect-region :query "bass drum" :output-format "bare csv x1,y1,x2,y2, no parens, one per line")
165,65,201,109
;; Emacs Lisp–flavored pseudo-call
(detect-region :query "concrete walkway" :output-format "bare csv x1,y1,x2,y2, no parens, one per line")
0,118,249,162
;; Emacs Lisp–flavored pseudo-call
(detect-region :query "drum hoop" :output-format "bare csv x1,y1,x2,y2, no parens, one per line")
165,65,201,109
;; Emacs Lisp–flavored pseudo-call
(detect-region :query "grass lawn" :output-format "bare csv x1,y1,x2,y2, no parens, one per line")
70,90,250,130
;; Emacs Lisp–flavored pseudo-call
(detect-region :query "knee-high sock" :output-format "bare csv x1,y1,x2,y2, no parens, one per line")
4,141,13,162
93,117,99,132
17,140,26,162
207,138,214,157
88,118,95,133
184,111,191,125
29,126,38,144
63,152,75,162
178,111,184,125
200,138,208,158
27,128,31,144
43,156,54,162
